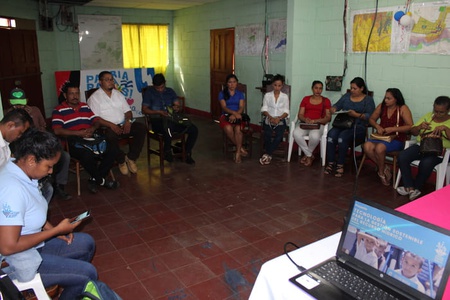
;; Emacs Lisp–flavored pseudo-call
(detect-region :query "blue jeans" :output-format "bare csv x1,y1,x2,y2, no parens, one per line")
263,123,286,155
398,144,443,190
326,126,366,165
37,233,98,300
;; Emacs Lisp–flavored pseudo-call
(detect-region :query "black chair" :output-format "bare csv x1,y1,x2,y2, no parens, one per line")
142,86,187,172
222,83,253,158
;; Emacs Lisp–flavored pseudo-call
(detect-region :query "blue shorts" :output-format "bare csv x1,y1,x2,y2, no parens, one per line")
367,139,404,152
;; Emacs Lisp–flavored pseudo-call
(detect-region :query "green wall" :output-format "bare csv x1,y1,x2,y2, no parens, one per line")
0,0,173,116
287,0,450,122
173,0,288,122
2,0,450,124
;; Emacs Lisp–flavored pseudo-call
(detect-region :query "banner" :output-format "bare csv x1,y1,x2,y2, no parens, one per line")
55,68,155,117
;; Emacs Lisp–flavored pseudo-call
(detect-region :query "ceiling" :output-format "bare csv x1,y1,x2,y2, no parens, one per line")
50,0,221,10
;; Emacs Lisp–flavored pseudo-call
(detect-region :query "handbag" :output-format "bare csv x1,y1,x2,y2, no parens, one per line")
299,123,320,130
420,132,443,155
225,113,250,124
332,113,355,129
370,108,400,143
370,133,393,142
72,134,107,156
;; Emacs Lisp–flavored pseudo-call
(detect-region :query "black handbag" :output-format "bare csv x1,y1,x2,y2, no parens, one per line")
420,132,443,155
225,113,250,124
332,113,355,129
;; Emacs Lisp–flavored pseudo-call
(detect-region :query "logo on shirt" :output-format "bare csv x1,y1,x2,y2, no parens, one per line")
2,203,19,218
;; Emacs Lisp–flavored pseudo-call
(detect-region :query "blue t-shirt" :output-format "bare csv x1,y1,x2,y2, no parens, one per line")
0,161,47,248
219,90,245,113
142,86,178,113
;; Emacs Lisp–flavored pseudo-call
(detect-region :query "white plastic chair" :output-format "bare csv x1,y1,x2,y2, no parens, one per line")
12,273,50,300
394,144,450,191
287,116,328,166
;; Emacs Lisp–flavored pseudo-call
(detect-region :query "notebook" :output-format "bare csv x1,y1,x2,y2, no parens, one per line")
289,198,450,300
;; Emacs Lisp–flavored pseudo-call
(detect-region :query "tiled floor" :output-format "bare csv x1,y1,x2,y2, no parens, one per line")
47,115,435,299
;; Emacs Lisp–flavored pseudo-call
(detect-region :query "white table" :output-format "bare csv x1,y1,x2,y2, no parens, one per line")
249,232,341,300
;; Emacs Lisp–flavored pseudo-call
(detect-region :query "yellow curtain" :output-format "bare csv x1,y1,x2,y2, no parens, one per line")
122,24,168,74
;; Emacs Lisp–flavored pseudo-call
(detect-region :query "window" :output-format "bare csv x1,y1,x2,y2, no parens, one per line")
122,24,168,74
0,17,16,28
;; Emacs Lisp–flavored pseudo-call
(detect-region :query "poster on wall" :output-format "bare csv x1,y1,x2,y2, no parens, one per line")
269,19,287,53
55,68,155,118
350,2,450,55
235,24,265,56
78,15,123,69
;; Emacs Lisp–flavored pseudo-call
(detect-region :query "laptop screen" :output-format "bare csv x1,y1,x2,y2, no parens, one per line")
339,199,450,299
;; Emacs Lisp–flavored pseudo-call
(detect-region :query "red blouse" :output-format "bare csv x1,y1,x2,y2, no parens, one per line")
379,105,407,142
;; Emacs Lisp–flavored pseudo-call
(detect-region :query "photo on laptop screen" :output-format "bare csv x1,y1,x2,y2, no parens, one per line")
341,200,450,299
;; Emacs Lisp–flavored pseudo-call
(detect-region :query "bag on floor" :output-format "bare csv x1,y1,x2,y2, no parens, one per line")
79,280,122,300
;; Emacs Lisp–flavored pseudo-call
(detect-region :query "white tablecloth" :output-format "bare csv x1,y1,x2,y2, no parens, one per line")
249,232,341,300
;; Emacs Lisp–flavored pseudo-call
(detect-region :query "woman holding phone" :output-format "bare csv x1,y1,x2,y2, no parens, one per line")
0,129,97,300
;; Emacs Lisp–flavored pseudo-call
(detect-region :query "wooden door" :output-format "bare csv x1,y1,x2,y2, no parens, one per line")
0,27,45,117
210,28,234,120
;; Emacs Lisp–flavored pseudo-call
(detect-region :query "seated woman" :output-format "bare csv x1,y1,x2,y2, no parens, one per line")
325,77,375,177
0,128,97,299
259,74,290,165
397,96,450,201
292,80,331,166
364,88,413,186
219,74,248,163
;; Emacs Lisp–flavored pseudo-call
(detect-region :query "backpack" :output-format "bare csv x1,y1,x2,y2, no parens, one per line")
79,280,122,300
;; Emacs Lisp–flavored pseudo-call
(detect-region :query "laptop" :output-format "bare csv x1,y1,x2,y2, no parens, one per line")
289,198,450,300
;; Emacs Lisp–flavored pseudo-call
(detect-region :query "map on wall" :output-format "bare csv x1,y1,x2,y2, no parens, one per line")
408,4,450,54
269,19,287,53
236,24,265,56
78,15,123,69
350,2,450,55
351,9,393,52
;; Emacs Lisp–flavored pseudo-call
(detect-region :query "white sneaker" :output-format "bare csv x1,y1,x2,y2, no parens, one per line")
265,155,272,165
409,189,422,201
259,154,269,165
396,186,409,196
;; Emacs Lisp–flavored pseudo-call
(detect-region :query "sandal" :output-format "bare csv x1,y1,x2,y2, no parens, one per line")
324,162,335,175
234,152,242,163
300,156,308,165
335,164,344,177
384,166,392,183
240,148,248,157
378,172,390,186
304,155,315,167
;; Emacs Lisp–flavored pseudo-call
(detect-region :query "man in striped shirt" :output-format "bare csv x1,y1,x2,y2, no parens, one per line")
52,83,119,194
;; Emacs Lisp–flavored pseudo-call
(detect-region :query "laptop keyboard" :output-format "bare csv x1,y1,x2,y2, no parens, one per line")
314,261,399,300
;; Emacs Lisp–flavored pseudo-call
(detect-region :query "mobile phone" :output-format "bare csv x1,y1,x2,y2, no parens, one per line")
71,210,91,224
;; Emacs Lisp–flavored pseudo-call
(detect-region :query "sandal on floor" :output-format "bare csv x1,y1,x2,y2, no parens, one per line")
324,163,335,175
300,156,308,165
304,155,315,167
335,164,344,177
378,172,390,186
384,166,392,183
234,152,242,163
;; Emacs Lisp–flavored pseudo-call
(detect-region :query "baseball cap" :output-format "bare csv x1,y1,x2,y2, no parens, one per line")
9,87,28,106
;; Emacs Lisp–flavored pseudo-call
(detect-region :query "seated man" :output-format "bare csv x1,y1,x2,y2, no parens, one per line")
52,83,119,193
87,71,146,175
8,87,72,200
0,108,31,168
142,73,198,164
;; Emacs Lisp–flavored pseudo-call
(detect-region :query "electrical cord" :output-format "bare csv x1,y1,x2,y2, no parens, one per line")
363,0,379,82
283,242,306,272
